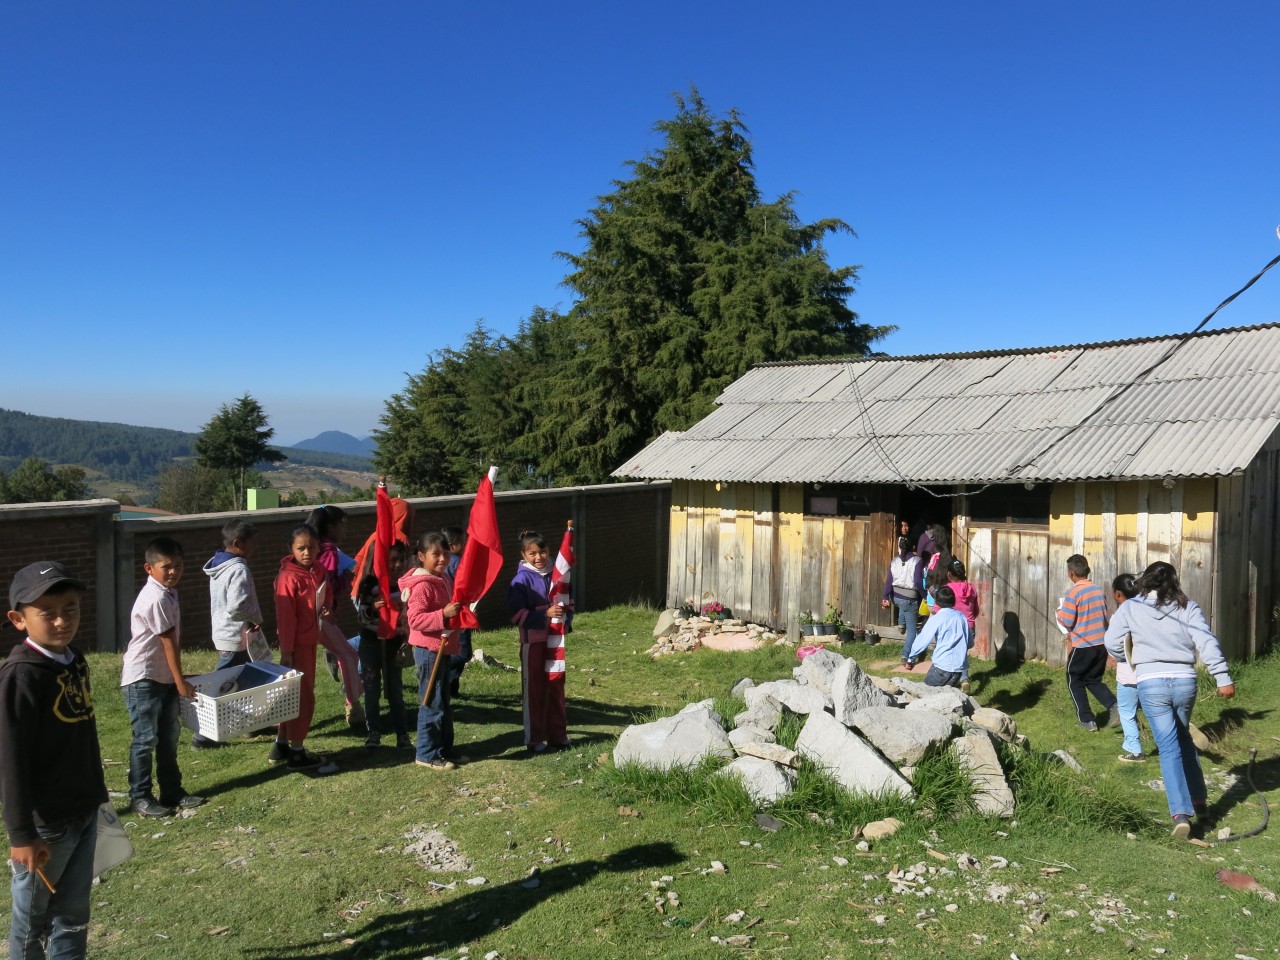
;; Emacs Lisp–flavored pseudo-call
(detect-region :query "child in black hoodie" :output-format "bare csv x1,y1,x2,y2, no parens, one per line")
1,561,108,960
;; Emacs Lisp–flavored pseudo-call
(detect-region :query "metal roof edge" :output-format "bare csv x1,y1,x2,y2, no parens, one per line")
753,321,1280,368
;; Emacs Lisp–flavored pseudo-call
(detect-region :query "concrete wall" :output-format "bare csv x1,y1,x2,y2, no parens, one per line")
1,483,670,654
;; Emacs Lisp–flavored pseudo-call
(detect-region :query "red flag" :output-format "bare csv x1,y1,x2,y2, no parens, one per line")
450,467,504,629
373,482,398,636
545,521,575,682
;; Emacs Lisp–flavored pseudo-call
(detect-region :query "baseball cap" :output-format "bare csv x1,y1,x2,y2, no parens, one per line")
8,561,85,611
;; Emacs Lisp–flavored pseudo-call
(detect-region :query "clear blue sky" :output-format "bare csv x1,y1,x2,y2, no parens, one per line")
2,2,1277,445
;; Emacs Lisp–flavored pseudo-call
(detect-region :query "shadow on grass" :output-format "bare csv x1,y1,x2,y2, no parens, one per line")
1202,742,1280,831
981,677,1052,717
246,841,684,960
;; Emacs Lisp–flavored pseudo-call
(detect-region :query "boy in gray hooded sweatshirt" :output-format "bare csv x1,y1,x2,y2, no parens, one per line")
196,519,264,747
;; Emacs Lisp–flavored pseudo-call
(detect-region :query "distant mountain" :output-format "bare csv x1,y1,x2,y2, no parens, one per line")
292,431,377,458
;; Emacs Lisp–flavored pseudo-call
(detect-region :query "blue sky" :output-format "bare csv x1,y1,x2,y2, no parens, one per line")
2,2,1277,445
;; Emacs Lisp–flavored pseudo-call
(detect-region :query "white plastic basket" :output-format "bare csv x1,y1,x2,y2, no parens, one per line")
180,661,302,742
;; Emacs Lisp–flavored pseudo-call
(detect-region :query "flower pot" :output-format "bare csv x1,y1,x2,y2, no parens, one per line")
817,623,838,636
800,623,819,636
864,629,880,645
838,628,857,643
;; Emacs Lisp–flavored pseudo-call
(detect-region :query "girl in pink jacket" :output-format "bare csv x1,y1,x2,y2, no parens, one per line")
398,532,461,771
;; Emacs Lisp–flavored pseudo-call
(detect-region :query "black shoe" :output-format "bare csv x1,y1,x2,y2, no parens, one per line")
267,741,290,766
191,736,225,751
161,794,206,810
132,797,173,818
526,742,548,754
1171,815,1192,840
325,651,341,682
287,748,337,774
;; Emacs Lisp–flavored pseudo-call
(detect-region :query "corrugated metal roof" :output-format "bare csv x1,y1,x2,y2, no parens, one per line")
613,323,1280,484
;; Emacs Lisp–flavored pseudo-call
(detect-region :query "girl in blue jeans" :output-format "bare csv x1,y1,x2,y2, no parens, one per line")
1104,561,1235,839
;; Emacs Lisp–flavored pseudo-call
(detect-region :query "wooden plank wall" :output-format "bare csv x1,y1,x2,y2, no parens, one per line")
665,481,879,636
1216,436,1280,659
966,527,1056,665
666,471,1273,660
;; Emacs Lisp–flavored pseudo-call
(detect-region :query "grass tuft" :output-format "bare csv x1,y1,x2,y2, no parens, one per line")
1003,745,1148,833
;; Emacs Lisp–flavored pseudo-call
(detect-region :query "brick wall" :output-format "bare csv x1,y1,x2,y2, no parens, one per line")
2,484,670,654
0,500,117,658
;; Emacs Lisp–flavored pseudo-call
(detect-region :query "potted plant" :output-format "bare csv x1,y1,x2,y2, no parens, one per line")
797,610,819,636
819,603,842,636
838,620,858,644
700,600,727,621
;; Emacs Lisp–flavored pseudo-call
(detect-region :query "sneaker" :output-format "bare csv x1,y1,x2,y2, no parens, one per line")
1106,709,1122,728
131,797,173,818
162,794,206,810
267,741,290,766
1079,721,1099,732
191,736,224,750
325,651,341,682
287,748,326,771
1117,752,1145,763
364,734,381,750
526,742,548,754
1171,815,1192,840
395,735,414,750
550,741,574,752
415,758,456,771
959,681,971,695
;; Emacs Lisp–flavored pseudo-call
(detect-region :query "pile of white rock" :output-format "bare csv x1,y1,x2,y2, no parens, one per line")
614,648,1025,817
645,609,789,658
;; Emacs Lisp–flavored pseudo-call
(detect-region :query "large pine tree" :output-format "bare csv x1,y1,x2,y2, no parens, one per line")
377,90,889,491
541,89,890,481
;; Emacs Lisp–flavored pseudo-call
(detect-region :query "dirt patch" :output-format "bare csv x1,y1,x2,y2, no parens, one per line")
401,826,473,872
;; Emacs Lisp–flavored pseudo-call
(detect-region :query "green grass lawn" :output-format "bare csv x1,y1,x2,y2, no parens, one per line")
7,607,1278,959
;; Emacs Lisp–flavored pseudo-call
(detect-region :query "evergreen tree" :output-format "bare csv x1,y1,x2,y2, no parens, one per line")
193,395,285,510
542,89,890,481
0,457,90,503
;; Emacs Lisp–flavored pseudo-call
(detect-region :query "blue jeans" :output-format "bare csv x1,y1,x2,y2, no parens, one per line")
413,647,453,763
1138,676,1204,818
124,679,183,805
1116,683,1143,756
9,807,96,960
893,596,919,652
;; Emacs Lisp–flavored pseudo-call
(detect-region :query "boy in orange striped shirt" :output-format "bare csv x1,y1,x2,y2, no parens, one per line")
1056,554,1119,731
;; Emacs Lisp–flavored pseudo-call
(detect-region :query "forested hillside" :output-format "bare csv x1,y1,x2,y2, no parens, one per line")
0,409,372,482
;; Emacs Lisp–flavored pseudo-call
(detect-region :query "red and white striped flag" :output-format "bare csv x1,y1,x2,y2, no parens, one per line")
545,521,575,682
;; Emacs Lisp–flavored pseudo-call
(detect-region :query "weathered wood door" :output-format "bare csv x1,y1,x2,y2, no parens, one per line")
967,527,1061,665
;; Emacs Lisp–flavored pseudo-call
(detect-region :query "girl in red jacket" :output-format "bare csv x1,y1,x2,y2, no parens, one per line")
270,524,336,773
399,532,461,771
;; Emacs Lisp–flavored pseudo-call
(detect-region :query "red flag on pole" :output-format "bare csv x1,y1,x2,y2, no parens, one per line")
372,481,398,636
449,466,504,629
545,521,575,682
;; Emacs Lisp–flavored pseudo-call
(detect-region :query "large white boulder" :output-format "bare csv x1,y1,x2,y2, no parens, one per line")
719,756,795,805
798,648,845,696
953,732,1015,817
848,706,954,765
795,710,912,799
753,680,827,716
614,707,733,771
831,658,894,724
